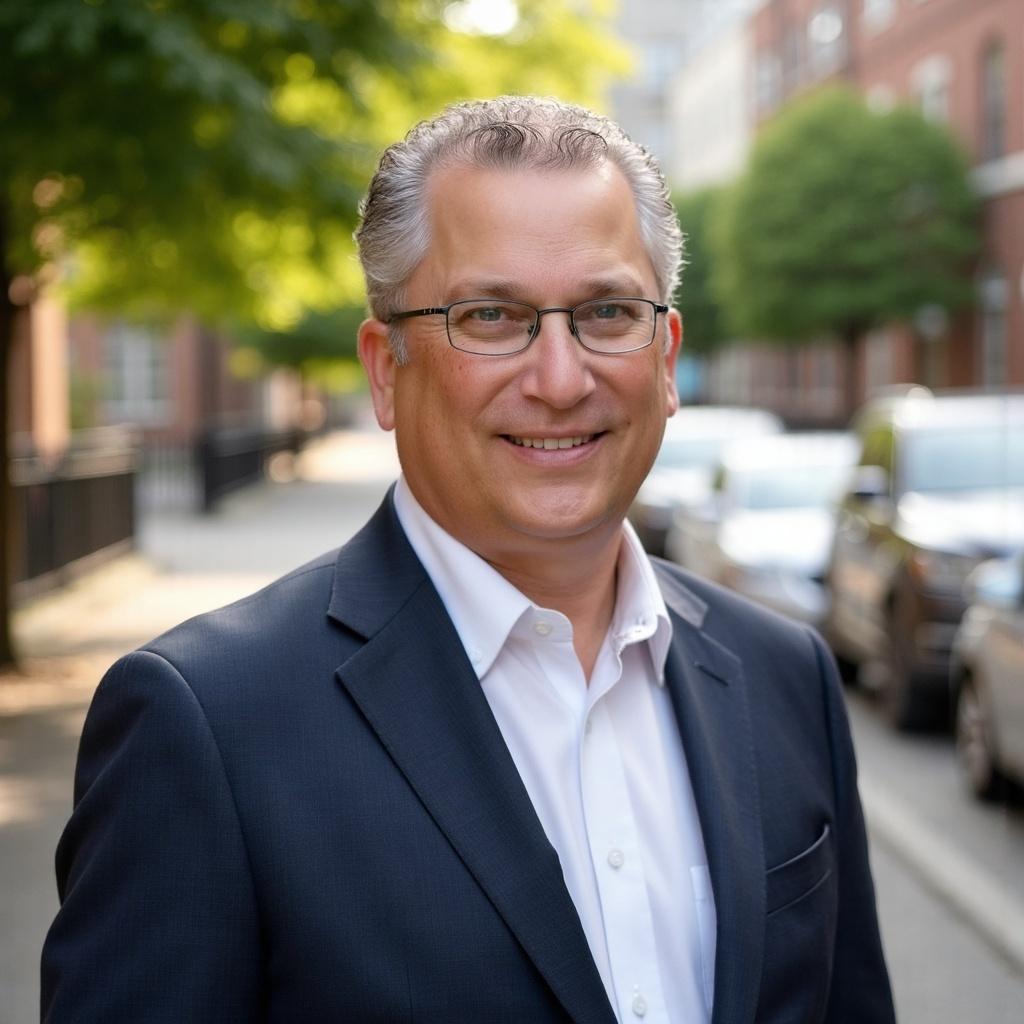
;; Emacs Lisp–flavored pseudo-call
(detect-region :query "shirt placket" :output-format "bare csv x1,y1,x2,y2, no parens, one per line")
580,679,669,1023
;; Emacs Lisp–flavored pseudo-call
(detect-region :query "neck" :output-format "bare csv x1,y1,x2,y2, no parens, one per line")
486,529,623,681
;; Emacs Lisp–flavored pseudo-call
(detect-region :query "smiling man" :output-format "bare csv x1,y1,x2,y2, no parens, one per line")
42,98,895,1024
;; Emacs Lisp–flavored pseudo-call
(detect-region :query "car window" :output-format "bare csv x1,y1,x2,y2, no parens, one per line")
900,425,1024,494
729,463,852,510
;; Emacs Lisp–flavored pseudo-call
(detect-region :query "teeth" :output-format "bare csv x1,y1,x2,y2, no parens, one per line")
509,434,593,449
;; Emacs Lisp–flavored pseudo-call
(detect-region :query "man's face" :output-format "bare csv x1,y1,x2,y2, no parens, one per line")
360,160,680,565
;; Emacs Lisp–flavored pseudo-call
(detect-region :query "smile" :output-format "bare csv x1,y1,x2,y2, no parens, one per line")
506,434,595,450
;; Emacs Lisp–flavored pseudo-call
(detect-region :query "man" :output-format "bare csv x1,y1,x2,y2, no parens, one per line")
42,97,895,1023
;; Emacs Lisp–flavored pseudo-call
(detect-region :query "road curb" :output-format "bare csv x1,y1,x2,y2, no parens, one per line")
860,777,1024,974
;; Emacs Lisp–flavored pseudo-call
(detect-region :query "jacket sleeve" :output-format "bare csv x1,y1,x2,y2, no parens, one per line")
810,628,897,1024
41,650,263,1023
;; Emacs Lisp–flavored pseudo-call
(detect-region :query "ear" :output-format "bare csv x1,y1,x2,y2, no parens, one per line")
662,308,682,417
358,318,398,431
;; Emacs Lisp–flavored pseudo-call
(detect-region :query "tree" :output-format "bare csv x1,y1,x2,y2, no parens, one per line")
672,186,728,356
711,86,980,413
0,0,627,667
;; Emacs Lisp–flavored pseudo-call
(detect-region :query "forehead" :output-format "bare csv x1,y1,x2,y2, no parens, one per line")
413,160,655,298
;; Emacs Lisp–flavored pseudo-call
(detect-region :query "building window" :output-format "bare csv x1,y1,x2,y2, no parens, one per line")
980,41,1006,160
103,322,171,425
978,269,1008,386
911,55,951,123
863,0,895,33
865,329,895,394
807,4,846,78
640,40,678,93
782,25,803,94
755,52,782,114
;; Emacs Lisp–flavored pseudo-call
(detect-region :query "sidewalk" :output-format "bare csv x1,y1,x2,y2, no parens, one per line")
0,427,399,1024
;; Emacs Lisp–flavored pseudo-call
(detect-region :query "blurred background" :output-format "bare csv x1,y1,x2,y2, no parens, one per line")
2,0,1023,1021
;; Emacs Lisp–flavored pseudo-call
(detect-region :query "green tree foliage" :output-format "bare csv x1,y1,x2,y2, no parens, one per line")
0,0,627,666
711,86,980,379
672,187,727,355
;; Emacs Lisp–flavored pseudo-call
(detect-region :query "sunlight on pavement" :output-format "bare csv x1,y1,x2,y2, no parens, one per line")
298,428,400,483
0,775,67,828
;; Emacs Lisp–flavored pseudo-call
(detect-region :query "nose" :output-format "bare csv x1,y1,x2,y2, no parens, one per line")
519,311,596,409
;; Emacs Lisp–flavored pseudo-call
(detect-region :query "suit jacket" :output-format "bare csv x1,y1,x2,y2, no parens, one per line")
42,493,894,1023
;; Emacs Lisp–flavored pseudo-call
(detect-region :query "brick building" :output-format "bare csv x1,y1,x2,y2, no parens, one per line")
724,0,1024,420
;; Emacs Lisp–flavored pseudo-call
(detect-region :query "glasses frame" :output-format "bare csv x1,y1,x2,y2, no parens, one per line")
387,297,669,355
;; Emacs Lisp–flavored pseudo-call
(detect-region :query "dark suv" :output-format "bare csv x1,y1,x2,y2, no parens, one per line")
824,388,1024,730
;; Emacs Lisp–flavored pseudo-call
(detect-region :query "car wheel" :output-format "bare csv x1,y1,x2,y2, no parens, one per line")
955,675,1004,801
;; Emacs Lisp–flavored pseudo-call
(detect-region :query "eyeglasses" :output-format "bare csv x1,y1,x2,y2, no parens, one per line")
387,297,669,356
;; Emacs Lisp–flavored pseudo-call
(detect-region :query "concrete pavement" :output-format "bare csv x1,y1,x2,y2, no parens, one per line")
2,425,1023,1022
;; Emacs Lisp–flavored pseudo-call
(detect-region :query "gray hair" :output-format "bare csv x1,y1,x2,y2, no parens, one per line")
355,95,683,363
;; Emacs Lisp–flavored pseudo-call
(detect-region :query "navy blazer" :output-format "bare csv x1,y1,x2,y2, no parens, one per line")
42,494,894,1023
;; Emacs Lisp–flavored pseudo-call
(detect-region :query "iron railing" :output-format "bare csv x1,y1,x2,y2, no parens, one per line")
13,440,137,597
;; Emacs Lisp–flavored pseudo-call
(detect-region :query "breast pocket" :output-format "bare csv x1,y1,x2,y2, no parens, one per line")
766,823,833,917
760,824,838,1023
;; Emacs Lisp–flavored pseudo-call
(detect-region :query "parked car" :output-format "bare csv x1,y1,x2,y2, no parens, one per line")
824,388,1024,730
951,554,1024,801
664,432,857,627
629,406,783,556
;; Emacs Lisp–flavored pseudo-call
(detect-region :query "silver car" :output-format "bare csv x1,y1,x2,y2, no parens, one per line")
952,554,1024,801
628,406,783,556
665,432,858,627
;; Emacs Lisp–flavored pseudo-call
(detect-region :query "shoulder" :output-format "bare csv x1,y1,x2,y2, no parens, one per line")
131,548,346,703
651,556,822,666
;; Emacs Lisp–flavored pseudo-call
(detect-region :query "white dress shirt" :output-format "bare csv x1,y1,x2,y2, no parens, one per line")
394,477,716,1024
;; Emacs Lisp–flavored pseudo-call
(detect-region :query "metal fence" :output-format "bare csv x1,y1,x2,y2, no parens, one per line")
195,427,303,512
13,440,137,600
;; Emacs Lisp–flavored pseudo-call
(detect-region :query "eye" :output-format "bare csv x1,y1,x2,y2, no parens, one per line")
470,306,506,322
450,301,535,331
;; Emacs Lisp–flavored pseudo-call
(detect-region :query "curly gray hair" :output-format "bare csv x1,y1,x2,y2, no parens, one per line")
355,95,683,363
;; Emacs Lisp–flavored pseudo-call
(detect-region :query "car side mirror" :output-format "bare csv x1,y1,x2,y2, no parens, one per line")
848,465,890,503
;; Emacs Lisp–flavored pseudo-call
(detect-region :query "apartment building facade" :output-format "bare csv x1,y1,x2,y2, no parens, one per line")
736,0,1023,415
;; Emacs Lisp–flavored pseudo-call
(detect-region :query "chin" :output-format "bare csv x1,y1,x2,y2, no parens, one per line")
504,497,622,544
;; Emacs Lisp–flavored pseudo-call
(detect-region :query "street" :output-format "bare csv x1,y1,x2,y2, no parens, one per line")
2,425,1023,1023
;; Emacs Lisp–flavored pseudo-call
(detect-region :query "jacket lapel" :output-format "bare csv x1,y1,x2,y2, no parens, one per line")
659,573,766,1024
329,496,616,1024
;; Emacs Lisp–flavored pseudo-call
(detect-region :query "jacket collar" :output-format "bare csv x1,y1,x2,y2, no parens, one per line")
329,492,617,1023
654,563,766,1024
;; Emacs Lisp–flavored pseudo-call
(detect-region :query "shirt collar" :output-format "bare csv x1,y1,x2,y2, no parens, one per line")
613,520,673,685
394,477,531,678
393,475,672,682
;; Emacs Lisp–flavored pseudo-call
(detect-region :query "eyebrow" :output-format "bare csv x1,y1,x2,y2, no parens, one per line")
444,276,648,303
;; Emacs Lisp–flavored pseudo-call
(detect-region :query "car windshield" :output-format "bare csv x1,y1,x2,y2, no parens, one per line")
729,463,852,510
901,425,1024,494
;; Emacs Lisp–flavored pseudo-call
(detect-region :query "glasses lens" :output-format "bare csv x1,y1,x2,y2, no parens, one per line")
447,300,537,354
573,299,655,352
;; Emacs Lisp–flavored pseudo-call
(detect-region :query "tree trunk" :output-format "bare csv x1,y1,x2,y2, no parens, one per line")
0,199,19,669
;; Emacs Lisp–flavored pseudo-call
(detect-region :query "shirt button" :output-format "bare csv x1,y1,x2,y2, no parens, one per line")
607,848,624,869
584,717,593,735
533,621,552,637
632,994,647,1017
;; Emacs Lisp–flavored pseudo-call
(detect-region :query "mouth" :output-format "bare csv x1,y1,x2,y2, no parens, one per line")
504,433,598,450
